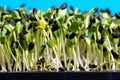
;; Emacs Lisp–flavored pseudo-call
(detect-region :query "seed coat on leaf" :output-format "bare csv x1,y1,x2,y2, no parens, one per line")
60,2,68,10
28,42,35,51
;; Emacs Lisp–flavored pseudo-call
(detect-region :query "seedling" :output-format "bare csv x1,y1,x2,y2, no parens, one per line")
0,4,120,72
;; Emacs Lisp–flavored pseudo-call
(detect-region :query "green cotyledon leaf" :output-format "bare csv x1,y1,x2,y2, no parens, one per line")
74,14,84,20
113,38,119,46
25,32,32,42
12,11,21,19
0,31,6,38
69,20,79,32
58,9,67,18
101,28,109,36
21,40,28,50
0,31,7,43
84,8,98,29
4,24,14,32
15,21,23,34
47,38,56,48
67,37,77,47
89,8,98,16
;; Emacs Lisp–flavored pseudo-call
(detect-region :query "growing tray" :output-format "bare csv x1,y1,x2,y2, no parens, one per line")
0,72,120,80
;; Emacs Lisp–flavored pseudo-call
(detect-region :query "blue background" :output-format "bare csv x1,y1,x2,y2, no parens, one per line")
0,0,120,15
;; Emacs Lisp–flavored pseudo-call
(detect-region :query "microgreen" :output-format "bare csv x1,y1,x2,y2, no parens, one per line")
0,4,120,72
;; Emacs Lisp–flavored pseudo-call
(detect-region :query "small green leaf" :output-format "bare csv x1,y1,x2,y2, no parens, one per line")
47,38,56,48
74,8,80,14
116,19,120,25
89,25,98,34
25,32,31,42
74,14,84,20
45,13,52,19
12,11,21,19
4,24,14,32
15,21,23,34
67,37,77,47
101,13,110,19
69,20,79,32
89,8,97,16
58,9,67,18
113,38,119,46
3,14,12,19
0,31,6,43
34,14,40,22
21,40,28,50
101,29,109,36
102,19,109,26
0,31,6,38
